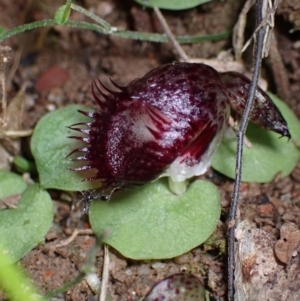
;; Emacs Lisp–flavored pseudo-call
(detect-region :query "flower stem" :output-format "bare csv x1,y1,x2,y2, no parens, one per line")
168,178,187,195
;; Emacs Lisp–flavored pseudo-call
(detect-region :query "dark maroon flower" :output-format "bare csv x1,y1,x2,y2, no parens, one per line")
69,63,290,199
144,273,205,301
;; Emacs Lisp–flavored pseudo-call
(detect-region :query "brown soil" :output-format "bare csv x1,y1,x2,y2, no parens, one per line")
0,0,300,300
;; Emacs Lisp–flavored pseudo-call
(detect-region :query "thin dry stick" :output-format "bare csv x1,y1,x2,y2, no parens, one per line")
241,0,280,56
55,229,93,248
1,129,33,138
227,1,267,300
233,0,255,61
268,31,291,101
0,46,11,127
99,244,109,301
7,47,23,84
153,7,190,63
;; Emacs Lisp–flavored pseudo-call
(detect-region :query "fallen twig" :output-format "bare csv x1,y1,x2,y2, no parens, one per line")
99,244,109,301
227,0,275,299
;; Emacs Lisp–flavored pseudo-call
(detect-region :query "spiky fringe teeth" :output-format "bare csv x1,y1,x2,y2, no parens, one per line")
68,78,169,188
67,79,125,183
91,78,125,110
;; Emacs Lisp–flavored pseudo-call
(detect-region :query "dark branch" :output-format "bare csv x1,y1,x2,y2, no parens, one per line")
227,0,267,300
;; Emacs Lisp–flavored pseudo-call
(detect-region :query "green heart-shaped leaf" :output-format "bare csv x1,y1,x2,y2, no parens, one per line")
0,184,53,264
89,178,220,260
0,170,27,198
134,0,211,10
31,105,101,191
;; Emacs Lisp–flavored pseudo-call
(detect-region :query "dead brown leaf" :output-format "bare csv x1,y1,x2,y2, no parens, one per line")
275,222,300,264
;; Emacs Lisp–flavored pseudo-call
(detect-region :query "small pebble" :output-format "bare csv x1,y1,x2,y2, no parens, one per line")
277,206,285,216
125,268,133,276
47,87,65,106
138,264,151,275
96,1,114,17
46,103,56,111
280,193,292,202
25,94,36,107
257,203,275,217
35,64,69,92
85,272,101,294
151,262,166,270
282,212,295,222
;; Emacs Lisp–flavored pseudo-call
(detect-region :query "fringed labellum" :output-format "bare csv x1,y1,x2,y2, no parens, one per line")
69,62,290,201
